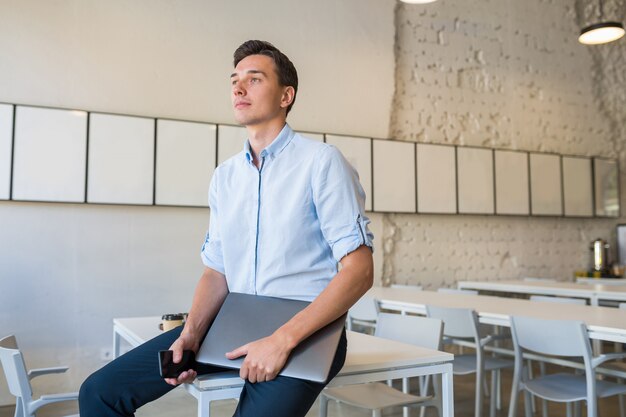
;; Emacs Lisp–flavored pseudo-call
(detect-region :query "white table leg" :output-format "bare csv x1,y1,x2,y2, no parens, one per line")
113,327,121,358
441,363,454,417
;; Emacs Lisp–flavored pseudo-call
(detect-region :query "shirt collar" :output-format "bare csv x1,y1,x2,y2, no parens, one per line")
244,124,295,163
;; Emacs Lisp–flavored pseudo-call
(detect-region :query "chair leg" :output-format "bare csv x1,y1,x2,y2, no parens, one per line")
619,394,625,417
508,368,520,417
573,401,581,417
527,360,537,413
490,370,497,417
523,389,533,417
496,369,502,410
539,361,548,417
566,403,572,417
373,409,382,417
403,377,410,417
14,400,23,417
475,367,483,417
319,394,329,417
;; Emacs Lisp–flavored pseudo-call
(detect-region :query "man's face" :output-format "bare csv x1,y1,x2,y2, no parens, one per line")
230,54,291,127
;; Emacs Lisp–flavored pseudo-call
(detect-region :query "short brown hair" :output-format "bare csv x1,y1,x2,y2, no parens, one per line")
233,40,298,115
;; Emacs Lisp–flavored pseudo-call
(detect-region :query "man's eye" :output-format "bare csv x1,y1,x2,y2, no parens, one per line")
231,79,238,85
251,78,260,83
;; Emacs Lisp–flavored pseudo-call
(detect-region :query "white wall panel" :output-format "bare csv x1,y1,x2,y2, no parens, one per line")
326,135,372,211
217,125,246,165
373,140,415,213
87,113,154,205
530,153,563,216
417,144,456,214
156,120,216,207
495,150,529,215
457,147,494,214
12,106,87,202
0,104,13,200
563,156,593,217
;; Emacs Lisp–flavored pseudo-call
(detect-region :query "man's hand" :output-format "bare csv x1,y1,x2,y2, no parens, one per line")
225,332,294,383
164,333,200,386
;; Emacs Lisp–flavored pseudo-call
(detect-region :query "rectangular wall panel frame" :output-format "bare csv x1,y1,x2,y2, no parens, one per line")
456,145,495,215
154,118,217,208
87,112,156,205
325,133,373,212
416,143,457,214
12,105,88,203
372,138,416,213
562,155,594,218
529,152,564,217
593,157,620,218
0,103,14,200
494,149,530,216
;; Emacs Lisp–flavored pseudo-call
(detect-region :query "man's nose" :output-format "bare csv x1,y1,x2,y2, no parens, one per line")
233,81,245,96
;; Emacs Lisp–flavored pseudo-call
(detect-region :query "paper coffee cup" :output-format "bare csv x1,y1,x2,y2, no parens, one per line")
160,313,185,331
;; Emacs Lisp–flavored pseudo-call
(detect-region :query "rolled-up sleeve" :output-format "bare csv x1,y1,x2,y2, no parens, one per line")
200,170,225,274
312,146,374,262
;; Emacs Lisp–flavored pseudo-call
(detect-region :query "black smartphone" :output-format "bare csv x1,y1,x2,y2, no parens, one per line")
158,350,196,378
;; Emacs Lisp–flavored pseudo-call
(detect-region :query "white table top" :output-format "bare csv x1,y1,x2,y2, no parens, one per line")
458,279,626,302
367,287,626,343
577,277,626,285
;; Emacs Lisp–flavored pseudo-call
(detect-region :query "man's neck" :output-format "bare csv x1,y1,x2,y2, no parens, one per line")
246,118,286,167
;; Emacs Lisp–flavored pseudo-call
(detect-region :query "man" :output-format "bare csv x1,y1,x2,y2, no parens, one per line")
79,40,374,417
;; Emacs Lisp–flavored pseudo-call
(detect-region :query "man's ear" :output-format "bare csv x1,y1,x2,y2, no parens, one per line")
280,86,295,109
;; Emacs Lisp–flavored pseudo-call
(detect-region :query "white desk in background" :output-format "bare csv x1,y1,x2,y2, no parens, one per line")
113,316,454,417
457,279,626,306
367,287,626,344
577,277,626,286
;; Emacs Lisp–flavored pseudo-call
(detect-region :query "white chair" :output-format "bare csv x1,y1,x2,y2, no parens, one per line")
620,303,626,309
508,316,626,417
320,313,443,417
527,295,587,416
0,335,79,417
347,296,379,334
390,283,423,291
437,288,478,295
426,305,512,417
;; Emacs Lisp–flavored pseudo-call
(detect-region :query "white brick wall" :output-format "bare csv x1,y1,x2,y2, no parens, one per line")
385,0,626,288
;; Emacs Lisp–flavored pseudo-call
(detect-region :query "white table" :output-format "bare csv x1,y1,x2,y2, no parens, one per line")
367,287,626,344
113,316,454,417
457,279,626,307
577,277,626,286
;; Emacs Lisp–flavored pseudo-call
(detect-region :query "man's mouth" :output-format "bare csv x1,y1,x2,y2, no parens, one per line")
234,101,251,109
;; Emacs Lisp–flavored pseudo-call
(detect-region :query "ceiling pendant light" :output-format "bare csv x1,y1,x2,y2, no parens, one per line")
578,0,625,45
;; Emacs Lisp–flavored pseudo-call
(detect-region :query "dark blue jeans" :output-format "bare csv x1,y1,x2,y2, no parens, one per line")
79,325,347,417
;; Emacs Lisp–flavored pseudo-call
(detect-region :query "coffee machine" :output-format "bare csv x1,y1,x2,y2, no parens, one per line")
590,238,611,276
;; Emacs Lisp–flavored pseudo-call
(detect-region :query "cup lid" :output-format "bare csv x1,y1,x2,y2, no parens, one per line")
162,313,185,320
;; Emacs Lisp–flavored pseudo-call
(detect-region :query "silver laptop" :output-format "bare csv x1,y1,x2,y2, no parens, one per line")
196,292,345,383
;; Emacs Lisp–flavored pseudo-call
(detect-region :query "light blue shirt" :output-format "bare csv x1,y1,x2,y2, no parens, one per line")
201,124,373,302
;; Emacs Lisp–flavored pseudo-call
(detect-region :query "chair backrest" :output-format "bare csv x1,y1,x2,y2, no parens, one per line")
437,288,478,296
375,313,443,350
390,283,423,291
0,335,33,400
523,277,557,282
425,305,480,339
529,295,587,305
348,296,378,322
510,316,592,358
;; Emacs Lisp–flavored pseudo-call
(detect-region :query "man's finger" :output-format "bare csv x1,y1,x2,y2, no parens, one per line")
225,344,248,359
